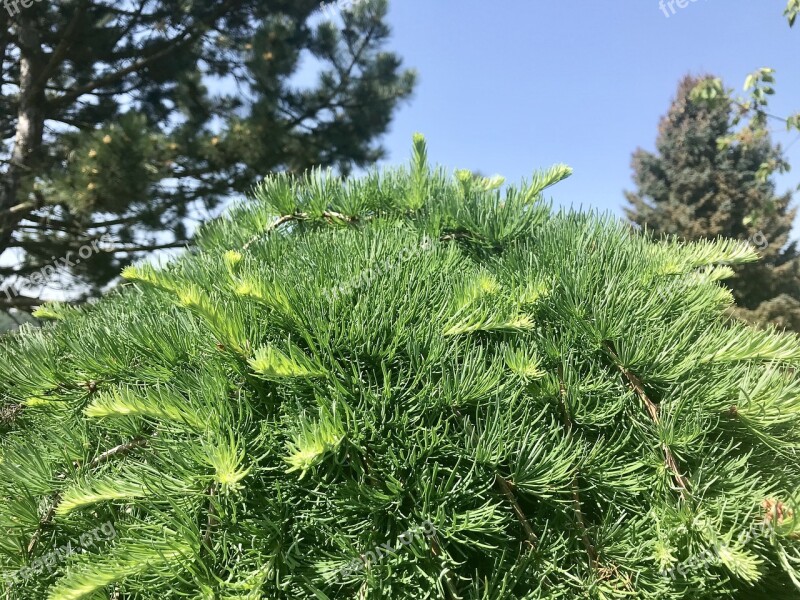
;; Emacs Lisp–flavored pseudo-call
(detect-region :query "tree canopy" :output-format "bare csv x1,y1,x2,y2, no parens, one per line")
0,0,415,315
626,75,800,331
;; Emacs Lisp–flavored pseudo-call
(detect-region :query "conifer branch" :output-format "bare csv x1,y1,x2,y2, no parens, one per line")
494,474,538,549
51,0,241,108
106,241,191,253
458,409,539,550
25,437,150,556
242,214,299,251
241,211,356,251
439,231,479,243
603,342,690,498
87,437,150,469
0,295,44,310
6,136,800,597
570,482,598,569
25,493,61,556
0,201,37,219
558,372,598,571
428,535,461,600
201,484,218,556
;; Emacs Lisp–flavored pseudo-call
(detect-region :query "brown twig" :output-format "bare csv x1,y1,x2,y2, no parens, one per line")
604,342,690,498
455,408,539,551
429,534,461,600
494,474,538,549
242,213,299,251
241,210,356,251
87,437,149,469
557,370,598,570
26,492,62,555
26,437,149,556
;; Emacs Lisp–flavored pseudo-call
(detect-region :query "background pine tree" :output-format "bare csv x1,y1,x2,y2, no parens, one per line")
0,0,415,317
1,137,800,598
626,75,800,331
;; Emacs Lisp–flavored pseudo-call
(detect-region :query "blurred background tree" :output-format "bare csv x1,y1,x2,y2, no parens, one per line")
0,0,415,323
690,1,799,185
626,75,800,331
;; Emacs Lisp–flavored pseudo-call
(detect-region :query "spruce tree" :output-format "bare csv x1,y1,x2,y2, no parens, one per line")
2,136,800,599
626,75,800,331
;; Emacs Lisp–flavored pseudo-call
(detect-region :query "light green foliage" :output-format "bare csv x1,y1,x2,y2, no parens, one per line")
1,137,800,598
787,0,800,26
688,3,800,184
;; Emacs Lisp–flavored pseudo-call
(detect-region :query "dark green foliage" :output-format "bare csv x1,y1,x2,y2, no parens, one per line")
626,75,800,331
1,137,800,599
0,0,414,311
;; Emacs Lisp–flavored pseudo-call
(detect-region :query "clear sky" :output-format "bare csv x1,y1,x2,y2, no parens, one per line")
375,0,800,216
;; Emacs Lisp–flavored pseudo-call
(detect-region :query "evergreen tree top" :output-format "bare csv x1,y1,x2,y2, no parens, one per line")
626,75,800,332
1,136,800,599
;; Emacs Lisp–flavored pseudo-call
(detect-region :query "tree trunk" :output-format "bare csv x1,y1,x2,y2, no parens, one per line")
0,15,46,261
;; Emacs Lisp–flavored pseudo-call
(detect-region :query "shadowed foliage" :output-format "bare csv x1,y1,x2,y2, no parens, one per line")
0,0,415,317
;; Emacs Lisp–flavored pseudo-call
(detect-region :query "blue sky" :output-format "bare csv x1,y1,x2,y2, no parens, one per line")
375,0,800,216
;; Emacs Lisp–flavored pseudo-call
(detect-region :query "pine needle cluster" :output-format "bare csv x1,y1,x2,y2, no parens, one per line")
1,136,800,598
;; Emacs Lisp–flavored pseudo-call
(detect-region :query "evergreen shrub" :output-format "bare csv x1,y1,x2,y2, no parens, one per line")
1,136,800,599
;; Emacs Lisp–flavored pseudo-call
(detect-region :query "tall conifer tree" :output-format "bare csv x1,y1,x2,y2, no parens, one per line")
626,75,800,331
